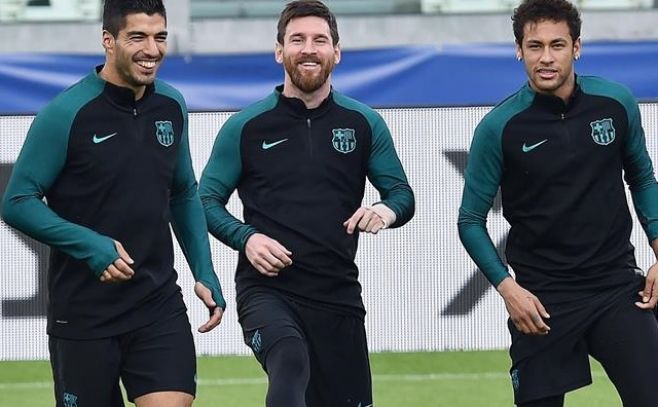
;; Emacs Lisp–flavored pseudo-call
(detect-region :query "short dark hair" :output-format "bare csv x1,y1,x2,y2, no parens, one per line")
512,0,581,45
276,0,339,46
102,0,166,37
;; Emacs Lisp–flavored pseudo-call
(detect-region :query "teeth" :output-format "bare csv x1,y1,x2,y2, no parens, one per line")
137,61,156,69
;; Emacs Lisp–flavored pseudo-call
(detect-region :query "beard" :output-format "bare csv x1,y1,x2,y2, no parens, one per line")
284,54,335,93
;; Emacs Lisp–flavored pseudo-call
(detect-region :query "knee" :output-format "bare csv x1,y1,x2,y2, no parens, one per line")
265,337,309,380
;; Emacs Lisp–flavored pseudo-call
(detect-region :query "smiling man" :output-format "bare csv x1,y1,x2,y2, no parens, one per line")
199,1,414,406
1,1,225,406
458,0,658,406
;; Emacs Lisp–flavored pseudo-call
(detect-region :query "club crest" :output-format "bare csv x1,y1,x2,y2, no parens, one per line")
590,118,615,146
155,121,175,147
332,128,356,154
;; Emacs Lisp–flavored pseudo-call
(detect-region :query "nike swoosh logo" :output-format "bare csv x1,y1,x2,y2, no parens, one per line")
93,132,118,144
262,138,289,150
522,139,548,153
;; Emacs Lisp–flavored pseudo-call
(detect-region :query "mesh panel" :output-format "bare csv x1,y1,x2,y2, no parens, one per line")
1,105,657,360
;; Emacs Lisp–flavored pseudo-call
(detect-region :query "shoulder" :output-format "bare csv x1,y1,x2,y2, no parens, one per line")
155,79,187,111
578,75,638,112
222,92,279,133
332,90,385,129
36,71,103,128
477,85,533,138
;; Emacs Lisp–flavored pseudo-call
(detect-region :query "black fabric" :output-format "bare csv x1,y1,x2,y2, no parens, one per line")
264,337,310,407
49,296,195,406
509,274,658,404
239,289,373,407
518,394,565,407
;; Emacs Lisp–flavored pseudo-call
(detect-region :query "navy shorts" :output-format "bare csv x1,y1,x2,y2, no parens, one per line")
509,275,658,405
49,306,196,407
238,289,372,407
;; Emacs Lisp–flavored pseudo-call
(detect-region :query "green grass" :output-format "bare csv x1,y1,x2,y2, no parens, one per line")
0,351,619,406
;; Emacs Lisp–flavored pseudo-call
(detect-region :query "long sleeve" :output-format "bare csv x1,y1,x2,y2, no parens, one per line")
621,93,658,242
458,120,510,287
366,111,415,227
170,109,226,309
199,115,257,252
1,100,118,276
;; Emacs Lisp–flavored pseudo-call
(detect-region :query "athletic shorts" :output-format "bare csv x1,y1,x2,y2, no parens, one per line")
238,289,372,407
49,303,196,406
508,274,658,404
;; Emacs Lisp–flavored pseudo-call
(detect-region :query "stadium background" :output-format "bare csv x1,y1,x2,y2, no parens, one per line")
1,0,658,405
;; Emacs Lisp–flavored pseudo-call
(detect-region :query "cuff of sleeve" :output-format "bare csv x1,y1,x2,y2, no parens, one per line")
371,203,397,229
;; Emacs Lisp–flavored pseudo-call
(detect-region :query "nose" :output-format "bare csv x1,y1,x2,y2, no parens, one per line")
301,38,316,54
539,45,553,64
143,36,160,57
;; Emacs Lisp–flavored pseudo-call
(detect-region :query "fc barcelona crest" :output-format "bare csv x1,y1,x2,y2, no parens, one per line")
332,128,356,154
155,121,175,147
590,118,615,146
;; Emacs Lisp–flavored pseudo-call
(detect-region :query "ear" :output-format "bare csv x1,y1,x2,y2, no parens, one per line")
573,37,582,60
102,30,114,54
334,43,341,65
515,43,522,61
274,42,283,64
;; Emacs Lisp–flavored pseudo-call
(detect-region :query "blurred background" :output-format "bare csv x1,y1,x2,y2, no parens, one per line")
1,1,658,405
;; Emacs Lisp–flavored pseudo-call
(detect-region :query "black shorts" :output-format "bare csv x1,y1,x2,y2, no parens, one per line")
49,305,196,406
238,289,372,407
509,275,658,404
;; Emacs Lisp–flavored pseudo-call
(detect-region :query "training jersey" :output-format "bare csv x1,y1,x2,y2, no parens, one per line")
459,75,658,296
199,86,414,316
2,66,224,339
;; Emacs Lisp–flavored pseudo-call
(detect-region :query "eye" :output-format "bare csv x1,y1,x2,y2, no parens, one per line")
290,37,303,44
156,35,167,43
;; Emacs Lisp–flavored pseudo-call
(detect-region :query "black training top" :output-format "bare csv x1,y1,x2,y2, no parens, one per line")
2,66,224,339
459,75,658,296
200,86,414,316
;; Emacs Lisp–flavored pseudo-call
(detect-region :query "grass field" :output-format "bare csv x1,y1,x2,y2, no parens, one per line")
0,351,619,406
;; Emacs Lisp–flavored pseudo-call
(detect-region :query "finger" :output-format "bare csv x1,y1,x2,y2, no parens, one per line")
343,208,366,234
114,241,134,264
533,298,551,319
357,210,374,231
642,277,656,303
198,307,223,333
261,252,287,271
107,263,132,281
252,259,279,277
100,270,111,282
268,247,293,267
112,259,134,278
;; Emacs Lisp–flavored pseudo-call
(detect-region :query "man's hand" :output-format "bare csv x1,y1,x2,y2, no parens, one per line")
245,233,292,277
343,206,388,235
636,262,658,309
497,277,551,335
194,281,224,333
99,240,135,283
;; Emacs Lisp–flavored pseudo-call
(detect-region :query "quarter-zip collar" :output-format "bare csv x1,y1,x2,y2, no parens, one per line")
526,74,583,115
93,65,155,110
275,84,333,119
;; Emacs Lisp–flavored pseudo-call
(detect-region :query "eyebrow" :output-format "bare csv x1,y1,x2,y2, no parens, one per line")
125,30,168,37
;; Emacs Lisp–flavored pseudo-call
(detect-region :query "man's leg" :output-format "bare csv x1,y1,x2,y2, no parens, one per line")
120,306,197,406
49,335,124,407
586,293,658,407
264,337,310,406
517,394,564,407
302,308,372,407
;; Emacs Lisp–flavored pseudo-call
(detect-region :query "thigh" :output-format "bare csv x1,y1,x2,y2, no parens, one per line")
49,335,124,407
302,308,372,407
120,309,196,402
586,292,658,407
238,290,305,369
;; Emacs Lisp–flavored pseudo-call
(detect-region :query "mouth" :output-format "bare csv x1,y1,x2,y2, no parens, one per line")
297,60,321,71
536,68,558,80
136,60,158,73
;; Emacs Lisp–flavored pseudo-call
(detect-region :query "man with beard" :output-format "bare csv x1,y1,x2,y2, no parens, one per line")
459,0,658,406
2,1,224,406
199,1,414,406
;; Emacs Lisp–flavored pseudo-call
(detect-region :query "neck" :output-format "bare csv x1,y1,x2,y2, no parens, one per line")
281,77,332,109
99,64,146,101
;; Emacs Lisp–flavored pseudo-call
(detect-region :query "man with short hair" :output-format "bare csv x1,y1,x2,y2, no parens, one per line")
199,1,415,406
459,0,658,406
1,1,224,406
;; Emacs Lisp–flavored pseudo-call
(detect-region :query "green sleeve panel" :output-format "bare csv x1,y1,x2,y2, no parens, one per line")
458,90,531,287
199,94,278,251
1,75,119,276
580,76,658,242
333,93,415,227
158,83,226,309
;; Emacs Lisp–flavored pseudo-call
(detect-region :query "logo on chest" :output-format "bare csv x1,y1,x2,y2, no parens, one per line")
590,118,615,146
331,128,356,154
155,121,175,147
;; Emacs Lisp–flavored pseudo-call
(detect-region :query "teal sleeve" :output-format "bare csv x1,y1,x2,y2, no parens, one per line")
367,112,415,227
458,120,511,287
170,108,226,310
199,116,257,252
621,97,658,242
1,102,118,277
